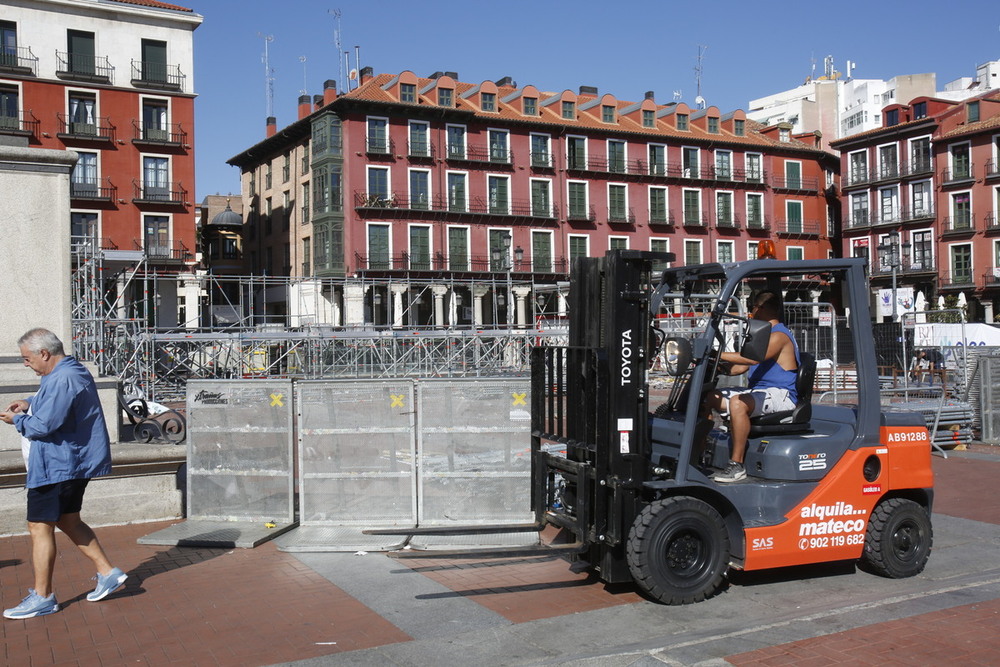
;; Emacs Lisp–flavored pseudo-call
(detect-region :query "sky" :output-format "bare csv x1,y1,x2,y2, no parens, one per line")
190,0,1000,200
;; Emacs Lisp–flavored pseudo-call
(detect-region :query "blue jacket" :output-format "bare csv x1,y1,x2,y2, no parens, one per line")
13,356,112,488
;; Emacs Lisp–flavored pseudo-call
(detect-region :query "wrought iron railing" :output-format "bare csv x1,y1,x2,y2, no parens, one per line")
130,60,186,91
56,51,114,82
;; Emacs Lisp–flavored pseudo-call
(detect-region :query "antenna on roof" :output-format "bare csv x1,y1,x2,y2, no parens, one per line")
673,90,682,102
258,33,275,118
329,9,343,93
299,56,307,96
695,45,708,109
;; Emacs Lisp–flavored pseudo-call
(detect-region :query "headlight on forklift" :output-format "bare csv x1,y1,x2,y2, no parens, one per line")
664,338,692,376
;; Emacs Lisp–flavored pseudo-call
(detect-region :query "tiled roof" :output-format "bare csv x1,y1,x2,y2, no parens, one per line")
106,0,194,12
343,72,822,153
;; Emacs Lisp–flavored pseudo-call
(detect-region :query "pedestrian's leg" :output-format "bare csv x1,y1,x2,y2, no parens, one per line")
27,521,57,597
56,512,114,576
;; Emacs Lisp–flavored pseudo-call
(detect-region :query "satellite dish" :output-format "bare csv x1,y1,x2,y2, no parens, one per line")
694,95,706,109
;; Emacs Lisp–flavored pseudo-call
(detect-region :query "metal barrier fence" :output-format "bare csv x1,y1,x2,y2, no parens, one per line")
185,380,294,523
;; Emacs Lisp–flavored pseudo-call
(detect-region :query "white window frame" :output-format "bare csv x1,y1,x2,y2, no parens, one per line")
530,177,553,217
786,245,804,261
567,179,590,219
365,165,391,203
530,229,554,272
445,170,468,212
877,141,899,178
745,192,764,228
407,120,430,157
566,134,588,168
683,238,703,265
746,240,759,261
488,127,510,163
682,187,702,224
648,142,667,176
407,222,433,269
366,115,390,153
714,149,732,179
445,123,467,159
648,185,669,223
715,190,734,226
407,167,431,209
716,239,735,263
681,145,700,178
607,138,627,173
745,152,763,182
142,212,173,255
529,132,552,167
879,186,899,223
607,235,630,251
607,182,629,221
948,242,973,283
567,233,590,261
487,173,512,214
446,224,471,271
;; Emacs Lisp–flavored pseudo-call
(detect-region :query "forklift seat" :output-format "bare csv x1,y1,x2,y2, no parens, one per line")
748,351,816,435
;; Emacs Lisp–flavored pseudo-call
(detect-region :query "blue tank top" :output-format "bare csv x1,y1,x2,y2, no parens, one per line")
747,323,799,402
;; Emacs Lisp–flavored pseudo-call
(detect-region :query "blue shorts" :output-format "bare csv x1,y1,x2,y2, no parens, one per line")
26,479,90,523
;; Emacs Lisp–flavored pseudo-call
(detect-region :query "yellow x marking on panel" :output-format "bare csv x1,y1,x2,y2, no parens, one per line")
270,393,284,407
390,394,405,408
511,392,527,406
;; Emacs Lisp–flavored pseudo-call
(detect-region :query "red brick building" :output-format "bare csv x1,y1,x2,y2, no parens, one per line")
1,0,201,327
832,90,1000,321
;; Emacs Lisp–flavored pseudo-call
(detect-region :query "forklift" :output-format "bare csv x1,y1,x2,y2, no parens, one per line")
379,250,934,605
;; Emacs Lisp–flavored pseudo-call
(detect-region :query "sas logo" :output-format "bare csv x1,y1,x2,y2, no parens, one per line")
798,452,827,471
751,537,774,551
862,484,882,495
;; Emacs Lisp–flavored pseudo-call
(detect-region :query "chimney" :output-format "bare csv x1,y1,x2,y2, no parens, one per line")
266,116,276,138
313,94,323,110
644,90,655,100
323,79,338,105
579,85,598,96
495,76,515,87
359,65,373,85
445,71,458,80
429,71,444,79
298,95,311,119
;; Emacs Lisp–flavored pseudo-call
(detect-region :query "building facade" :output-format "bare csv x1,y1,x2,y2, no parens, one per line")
228,70,838,326
0,0,202,329
831,90,1000,321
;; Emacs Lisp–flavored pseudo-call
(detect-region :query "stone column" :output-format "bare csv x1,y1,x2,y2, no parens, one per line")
472,285,489,327
513,286,532,328
431,285,448,328
343,283,367,328
183,276,202,329
390,284,408,328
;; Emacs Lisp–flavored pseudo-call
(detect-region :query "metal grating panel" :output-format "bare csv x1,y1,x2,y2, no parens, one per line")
186,380,294,523
417,378,533,525
297,380,417,526
274,525,408,552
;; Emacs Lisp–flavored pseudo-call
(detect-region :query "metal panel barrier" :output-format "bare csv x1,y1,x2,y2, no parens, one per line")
417,378,533,525
296,380,417,526
186,380,294,523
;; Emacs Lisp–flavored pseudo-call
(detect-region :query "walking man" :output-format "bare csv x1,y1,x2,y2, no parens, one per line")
0,328,126,619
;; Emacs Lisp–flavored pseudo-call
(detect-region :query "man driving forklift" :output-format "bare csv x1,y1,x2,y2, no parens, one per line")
703,290,800,482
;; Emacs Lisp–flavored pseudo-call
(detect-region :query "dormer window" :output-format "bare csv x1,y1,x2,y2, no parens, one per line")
968,101,980,123
438,87,453,107
707,117,719,134
642,109,654,128
481,92,496,112
602,105,615,123
400,83,415,103
779,127,790,142
734,119,745,136
885,109,899,126
562,101,575,120
677,113,689,131
913,101,927,119
524,97,537,116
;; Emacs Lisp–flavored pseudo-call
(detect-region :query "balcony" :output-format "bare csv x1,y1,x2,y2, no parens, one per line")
898,206,935,224
847,211,872,229
648,210,675,227
56,51,114,84
132,180,188,206
407,140,434,159
136,239,192,262
842,168,873,189
986,159,1000,181
0,45,39,76
941,166,975,186
607,207,636,225
775,220,823,237
70,235,117,257
874,164,900,182
354,251,570,275
131,120,187,146
940,270,975,288
57,114,115,142
903,158,933,178
530,151,553,168
871,258,937,277
567,205,597,224
446,144,512,165
365,137,395,157
0,110,40,137
941,215,975,235
745,215,770,231
130,60,186,92
770,175,820,192
987,212,1000,233
983,267,1000,287
70,177,116,201
715,214,741,230
682,213,708,228
352,191,558,220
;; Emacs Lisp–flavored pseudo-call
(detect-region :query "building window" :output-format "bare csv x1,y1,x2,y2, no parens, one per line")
367,116,389,153
71,212,97,241
787,246,804,261
562,101,575,120
531,231,553,273
302,182,310,223
746,193,764,228
677,113,689,131
602,105,615,123
608,184,627,221
609,237,628,251
912,231,933,271
779,127,790,142
409,170,430,210
489,129,509,162
366,167,389,204
523,97,537,116
530,133,551,167
910,138,931,173
969,101,980,123
264,197,272,234
66,29,96,75
784,160,802,189
142,156,169,199
950,244,972,284
283,190,291,229
879,145,898,179
682,147,699,178
400,83,415,103
68,92,97,135
143,215,170,258
913,102,927,119
734,119,745,136
785,200,803,233
912,181,931,216
851,192,869,227
141,99,168,141
746,153,762,182
282,154,290,182
302,237,311,275
683,189,701,224
716,191,733,226
650,238,670,271
448,227,469,271
850,151,868,183
684,239,702,265
715,150,732,180
880,187,898,223
488,175,510,215
481,92,496,112
71,151,98,197
707,117,719,134
409,121,429,157
446,124,465,159
447,172,467,212
0,84,19,130
608,140,626,173
264,162,272,189
747,241,759,260
567,136,586,169
649,187,668,223
568,181,588,219
951,144,971,179
531,179,551,217
409,226,431,270
438,87,453,107
368,224,390,270
139,38,168,83
568,235,589,263
885,109,899,126
642,109,654,128
648,144,666,176
489,229,511,271
952,192,972,229
717,240,734,263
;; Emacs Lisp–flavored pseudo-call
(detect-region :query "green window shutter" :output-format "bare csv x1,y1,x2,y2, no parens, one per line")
531,232,552,272
448,227,468,270
410,227,430,270
369,225,390,269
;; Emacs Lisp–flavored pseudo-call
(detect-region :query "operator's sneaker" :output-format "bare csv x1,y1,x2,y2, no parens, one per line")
3,589,59,619
713,461,747,483
87,567,127,602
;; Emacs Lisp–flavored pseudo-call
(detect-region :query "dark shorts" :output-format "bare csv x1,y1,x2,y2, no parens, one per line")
26,479,90,523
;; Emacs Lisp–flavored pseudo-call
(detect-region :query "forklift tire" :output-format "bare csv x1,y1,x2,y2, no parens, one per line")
626,496,730,605
860,498,932,579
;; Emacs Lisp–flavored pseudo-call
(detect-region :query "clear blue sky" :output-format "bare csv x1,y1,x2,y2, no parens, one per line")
191,0,1000,200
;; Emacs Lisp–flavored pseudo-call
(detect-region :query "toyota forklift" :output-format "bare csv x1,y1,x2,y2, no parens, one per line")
380,250,934,605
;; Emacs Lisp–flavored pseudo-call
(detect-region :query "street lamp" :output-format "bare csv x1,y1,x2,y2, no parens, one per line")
877,230,911,323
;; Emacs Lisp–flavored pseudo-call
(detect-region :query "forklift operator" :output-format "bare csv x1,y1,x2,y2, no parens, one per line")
703,290,800,483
